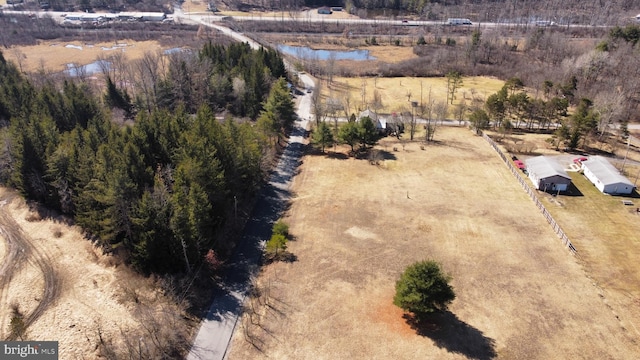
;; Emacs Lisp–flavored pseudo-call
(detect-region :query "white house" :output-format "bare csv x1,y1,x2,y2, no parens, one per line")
581,156,635,195
525,156,572,192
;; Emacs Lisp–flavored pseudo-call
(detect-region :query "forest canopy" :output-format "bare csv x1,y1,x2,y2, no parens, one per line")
0,43,293,274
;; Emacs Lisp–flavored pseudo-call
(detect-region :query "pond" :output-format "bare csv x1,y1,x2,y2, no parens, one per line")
65,60,110,77
276,45,375,61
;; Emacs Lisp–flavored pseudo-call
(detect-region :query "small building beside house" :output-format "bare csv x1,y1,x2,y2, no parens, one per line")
525,156,572,192
581,156,635,195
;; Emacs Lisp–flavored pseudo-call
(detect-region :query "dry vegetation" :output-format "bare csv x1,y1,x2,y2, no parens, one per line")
228,126,640,359
0,189,194,358
4,40,172,73
321,75,504,115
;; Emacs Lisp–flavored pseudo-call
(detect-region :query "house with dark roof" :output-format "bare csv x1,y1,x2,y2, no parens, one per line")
524,156,572,192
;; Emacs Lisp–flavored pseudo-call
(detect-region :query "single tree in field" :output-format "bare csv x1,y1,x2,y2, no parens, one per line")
394,260,455,322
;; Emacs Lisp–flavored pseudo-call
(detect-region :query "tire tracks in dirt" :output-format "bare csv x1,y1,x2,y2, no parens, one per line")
0,195,61,340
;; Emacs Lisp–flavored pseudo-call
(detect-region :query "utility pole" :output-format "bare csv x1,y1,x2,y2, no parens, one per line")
621,137,630,173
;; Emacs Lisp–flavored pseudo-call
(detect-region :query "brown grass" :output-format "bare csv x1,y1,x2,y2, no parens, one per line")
0,188,193,358
322,76,504,114
227,126,640,359
5,40,170,73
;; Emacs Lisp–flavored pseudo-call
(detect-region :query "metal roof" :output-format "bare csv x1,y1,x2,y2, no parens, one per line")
582,156,633,186
524,156,571,180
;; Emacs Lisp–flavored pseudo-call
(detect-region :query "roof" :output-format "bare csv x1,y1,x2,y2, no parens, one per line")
359,109,378,121
524,156,571,180
582,156,634,186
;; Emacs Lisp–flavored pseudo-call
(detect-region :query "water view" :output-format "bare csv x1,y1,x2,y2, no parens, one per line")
65,60,110,77
276,45,375,61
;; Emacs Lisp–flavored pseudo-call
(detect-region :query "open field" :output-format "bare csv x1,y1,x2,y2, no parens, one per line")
322,76,504,115
4,40,176,73
0,188,191,358
228,126,640,359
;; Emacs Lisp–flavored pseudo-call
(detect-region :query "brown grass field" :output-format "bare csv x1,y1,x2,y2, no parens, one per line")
4,40,174,73
228,126,640,359
322,76,505,115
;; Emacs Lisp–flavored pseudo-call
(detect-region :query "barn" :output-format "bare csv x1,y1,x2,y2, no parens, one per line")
581,156,636,195
525,156,572,192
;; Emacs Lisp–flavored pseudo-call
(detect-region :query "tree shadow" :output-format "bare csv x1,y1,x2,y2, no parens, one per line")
403,311,497,360
326,151,349,160
378,150,397,160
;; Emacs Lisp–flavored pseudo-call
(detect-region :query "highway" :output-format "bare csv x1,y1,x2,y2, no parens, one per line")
0,7,608,29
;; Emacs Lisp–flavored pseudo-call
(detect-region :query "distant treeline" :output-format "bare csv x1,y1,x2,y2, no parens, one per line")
0,42,295,274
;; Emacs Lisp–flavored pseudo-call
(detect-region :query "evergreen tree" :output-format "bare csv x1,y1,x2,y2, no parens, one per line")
394,260,455,321
338,121,360,153
312,121,334,153
358,116,379,149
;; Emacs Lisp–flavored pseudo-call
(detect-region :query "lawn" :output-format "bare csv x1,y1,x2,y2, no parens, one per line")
227,126,640,359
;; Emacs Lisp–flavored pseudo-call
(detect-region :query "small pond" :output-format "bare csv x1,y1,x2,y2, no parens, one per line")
65,60,110,77
276,45,375,61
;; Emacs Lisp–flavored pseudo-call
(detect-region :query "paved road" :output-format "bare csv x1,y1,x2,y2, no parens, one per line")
187,106,310,360
186,20,312,359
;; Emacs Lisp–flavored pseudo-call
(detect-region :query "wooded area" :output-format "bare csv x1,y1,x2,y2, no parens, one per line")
0,43,295,274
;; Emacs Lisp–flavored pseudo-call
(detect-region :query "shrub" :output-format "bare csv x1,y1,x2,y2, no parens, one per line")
272,221,289,237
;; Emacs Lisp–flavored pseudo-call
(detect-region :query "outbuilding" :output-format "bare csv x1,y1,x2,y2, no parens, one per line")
525,156,572,192
581,156,635,195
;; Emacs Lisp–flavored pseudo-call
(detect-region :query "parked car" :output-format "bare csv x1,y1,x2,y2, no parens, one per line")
573,157,588,164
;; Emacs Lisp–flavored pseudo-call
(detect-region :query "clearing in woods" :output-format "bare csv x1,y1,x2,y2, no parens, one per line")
227,126,640,359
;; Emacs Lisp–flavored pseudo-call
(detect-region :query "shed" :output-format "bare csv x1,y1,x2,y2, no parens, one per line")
524,156,572,192
581,156,635,194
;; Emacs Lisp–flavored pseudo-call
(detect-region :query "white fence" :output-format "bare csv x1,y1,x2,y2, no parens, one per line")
481,132,577,254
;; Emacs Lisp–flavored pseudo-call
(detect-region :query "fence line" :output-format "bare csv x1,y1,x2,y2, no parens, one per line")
480,132,577,255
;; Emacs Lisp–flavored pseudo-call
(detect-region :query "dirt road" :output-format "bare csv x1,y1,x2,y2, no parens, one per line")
0,193,60,340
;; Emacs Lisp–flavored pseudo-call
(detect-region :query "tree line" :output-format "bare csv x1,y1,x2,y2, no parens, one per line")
0,43,295,274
